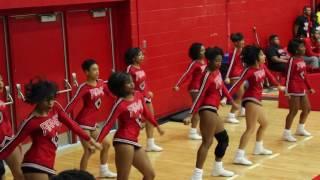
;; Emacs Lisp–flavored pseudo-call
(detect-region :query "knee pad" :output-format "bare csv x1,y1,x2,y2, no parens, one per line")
214,130,229,158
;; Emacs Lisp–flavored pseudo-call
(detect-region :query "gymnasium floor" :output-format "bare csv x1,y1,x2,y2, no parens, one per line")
6,100,320,180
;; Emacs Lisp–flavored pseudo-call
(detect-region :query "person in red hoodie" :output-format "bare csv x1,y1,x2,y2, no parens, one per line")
303,28,320,68
225,33,246,123
0,78,101,180
173,43,207,140
0,74,24,180
125,48,163,152
96,72,164,180
190,47,236,179
64,59,116,178
283,39,320,142
229,46,285,166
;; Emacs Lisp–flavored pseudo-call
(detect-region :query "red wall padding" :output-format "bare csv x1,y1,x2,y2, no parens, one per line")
129,0,311,118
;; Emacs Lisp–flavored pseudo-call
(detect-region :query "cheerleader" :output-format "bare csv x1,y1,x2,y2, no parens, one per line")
173,42,207,140
225,33,246,123
125,48,163,151
96,72,164,180
0,78,101,180
283,39,320,142
190,47,236,179
65,59,116,177
229,45,285,165
0,75,24,180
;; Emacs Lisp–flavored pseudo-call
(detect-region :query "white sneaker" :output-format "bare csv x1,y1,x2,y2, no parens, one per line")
253,148,273,155
283,133,297,142
146,144,163,152
100,169,117,178
212,168,234,177
191,168,203,180
296,129,311,136
234,157,253,166
226,117,240,124
189,133,202,140
212,162,234,177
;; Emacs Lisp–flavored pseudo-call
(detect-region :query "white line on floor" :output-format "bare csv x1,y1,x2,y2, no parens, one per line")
268,153,280,159
301,136,313,142
288,144,298,150
248,163,261,170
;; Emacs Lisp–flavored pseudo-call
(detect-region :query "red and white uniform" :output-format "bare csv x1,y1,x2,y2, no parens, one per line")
225,48,244,80
65,79,112,130
126,65,151,102
229,64,279,105
0,100,14,148
190,70,233,113
175,60,207,92
96,92,158,147
0,102,90,175
304,37,320,57
285,58,313,96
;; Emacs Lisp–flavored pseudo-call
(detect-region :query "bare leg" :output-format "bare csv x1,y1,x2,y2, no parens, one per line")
195,110,217,169
24,173,49,180
5,147,24,180
114,144,135,180
79,130,94,170
132,148,155,180
238,102,259,149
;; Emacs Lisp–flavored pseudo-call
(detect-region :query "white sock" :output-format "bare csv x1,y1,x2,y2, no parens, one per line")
297,124,305,130
147,138,155,146
228,113,236,118
194,168,203,173
215,161,223,169
284,129,291,135
236,149,245,157
100,164,109,171
255,141,263,149
190,128,197,134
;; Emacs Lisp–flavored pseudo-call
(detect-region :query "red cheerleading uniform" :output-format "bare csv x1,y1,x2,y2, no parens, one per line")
127,65,152,103
96,91,158,147
285,57,316,96
65,79,112,130
229,64,279,105
0,100,14,148
225,48,244,80
304,37,320,57
190,70,233,113
0,102,90,175
175,60,207,92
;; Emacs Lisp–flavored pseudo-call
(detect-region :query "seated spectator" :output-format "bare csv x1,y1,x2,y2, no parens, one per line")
294,6,316,38
50,169,95,180
303,28,320,68
266,34,289,72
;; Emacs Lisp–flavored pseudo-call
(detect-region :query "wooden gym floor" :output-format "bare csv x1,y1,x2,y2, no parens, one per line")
5,100,320,179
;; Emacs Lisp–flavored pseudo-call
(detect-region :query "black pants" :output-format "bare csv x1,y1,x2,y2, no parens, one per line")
0,160,5,177
268,63,286,73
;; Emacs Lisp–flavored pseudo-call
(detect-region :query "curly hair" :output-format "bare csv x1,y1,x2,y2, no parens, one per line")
25,78,58,104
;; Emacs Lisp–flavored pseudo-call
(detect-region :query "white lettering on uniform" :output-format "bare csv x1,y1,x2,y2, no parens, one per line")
40,114,61,136
90,87,104,99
